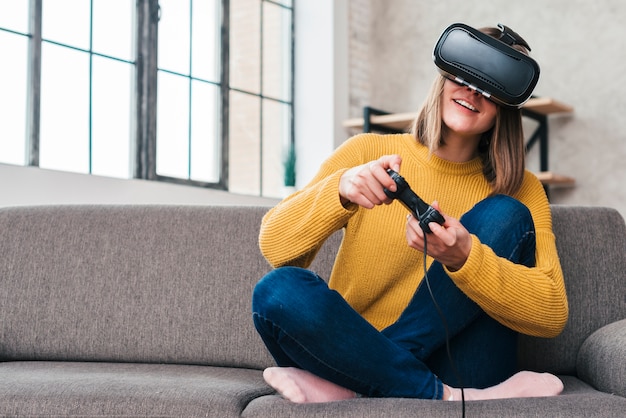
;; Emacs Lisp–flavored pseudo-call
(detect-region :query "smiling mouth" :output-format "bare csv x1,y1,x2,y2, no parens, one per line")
454,99,478,112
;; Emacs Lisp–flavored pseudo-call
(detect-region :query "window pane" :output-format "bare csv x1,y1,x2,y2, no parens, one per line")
91,56,133,178
262,100,290,197
191,0,220,82
272,0,292,7
229,91,260,195
262,1,291,101
92,0,134,61
230,0,260,93
190,80,220,182
156,71,190,179
42,0,91,50
0,31,28,165
158,0,190,75
39,44,90,173
0,0,29,33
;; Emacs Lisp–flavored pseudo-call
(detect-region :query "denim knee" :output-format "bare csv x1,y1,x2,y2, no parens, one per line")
461,194,533,236
252,266,323,319
461,194,536,265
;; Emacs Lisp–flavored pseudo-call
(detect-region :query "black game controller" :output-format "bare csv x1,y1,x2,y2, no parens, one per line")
383,169,445,233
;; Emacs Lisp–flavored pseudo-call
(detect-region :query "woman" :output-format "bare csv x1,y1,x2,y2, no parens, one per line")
252,25,568,402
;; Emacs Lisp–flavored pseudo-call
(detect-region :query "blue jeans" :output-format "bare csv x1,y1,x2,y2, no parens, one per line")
252,195,536,399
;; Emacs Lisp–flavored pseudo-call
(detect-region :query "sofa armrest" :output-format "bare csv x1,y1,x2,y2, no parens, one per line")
576,318,626,398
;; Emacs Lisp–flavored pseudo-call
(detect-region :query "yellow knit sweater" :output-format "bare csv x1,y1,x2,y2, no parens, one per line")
259,133,568,338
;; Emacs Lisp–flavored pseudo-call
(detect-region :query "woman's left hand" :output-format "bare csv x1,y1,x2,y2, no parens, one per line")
405,202,472,271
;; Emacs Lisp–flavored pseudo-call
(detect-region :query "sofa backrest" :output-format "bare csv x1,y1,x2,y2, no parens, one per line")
0,205,278,370
1,205,624,375
517,205,626,374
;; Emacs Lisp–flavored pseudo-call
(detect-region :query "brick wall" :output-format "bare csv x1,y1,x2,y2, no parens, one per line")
347,0,371,119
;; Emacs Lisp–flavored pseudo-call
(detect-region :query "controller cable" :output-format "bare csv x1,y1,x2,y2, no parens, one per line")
384,169,466,415
421,230,466,418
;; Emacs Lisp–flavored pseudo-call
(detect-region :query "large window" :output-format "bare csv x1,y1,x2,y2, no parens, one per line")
0,0,294,198
0,1,30,166
156,0,221,184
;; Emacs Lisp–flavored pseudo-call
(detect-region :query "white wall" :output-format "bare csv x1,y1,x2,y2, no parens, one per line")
0,163,278,207
293,0,349,188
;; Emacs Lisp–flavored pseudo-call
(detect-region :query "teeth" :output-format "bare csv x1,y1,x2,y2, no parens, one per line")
454,99,477,112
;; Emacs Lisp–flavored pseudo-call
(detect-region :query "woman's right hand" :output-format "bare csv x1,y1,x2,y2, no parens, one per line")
339,155,402,209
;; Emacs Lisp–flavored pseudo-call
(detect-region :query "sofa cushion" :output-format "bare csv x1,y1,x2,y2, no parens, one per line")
0,205,276,369
577,318,626,397
0,361,272,417
242,376,626,417
517,206,626,374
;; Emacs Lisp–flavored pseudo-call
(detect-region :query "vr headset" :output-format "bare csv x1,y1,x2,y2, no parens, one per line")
433,23,540,108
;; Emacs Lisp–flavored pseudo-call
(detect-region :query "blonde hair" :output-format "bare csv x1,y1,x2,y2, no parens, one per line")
411,27,530,196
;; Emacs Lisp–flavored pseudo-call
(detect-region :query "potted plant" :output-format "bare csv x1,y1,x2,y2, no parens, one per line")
282,143,296,196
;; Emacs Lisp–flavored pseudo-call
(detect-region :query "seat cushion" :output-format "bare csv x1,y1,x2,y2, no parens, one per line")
242,376,626,417
0,361,273,417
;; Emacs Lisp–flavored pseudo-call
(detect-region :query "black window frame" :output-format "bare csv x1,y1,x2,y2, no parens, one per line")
1,0,295,195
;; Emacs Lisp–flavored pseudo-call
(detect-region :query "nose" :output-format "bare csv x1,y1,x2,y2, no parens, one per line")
466,86,481,96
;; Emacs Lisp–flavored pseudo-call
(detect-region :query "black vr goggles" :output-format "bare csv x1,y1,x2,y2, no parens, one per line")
433,23,540,108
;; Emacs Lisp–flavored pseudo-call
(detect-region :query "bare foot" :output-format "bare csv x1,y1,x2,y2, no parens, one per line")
263,367,357,403
446,371,564,401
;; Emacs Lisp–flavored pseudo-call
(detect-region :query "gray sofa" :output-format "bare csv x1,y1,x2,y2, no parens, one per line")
0,204,624,417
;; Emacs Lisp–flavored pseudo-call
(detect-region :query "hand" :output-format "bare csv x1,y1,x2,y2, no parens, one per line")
405,202,472,271
339,155,402,209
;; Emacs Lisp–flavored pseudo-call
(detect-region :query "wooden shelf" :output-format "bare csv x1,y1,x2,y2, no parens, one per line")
343,97,574,132
522,97,574,115
535,171,575,186
343,112,415,132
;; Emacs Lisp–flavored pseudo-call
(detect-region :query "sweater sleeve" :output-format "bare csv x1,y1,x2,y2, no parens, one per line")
446,173,569,338
259,169,356,267
259,134,378,268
